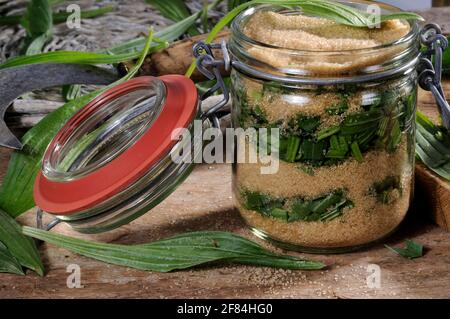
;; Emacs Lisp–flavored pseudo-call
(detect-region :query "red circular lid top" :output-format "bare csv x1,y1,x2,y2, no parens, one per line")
34,75,198,215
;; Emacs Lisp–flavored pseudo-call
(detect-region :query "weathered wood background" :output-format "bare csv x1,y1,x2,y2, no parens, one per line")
0,1,449,299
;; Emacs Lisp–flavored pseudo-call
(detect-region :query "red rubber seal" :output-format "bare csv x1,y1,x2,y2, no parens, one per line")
34,75,198,215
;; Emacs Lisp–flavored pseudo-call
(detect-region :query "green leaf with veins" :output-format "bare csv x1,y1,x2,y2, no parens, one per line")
0,6,115,27
0,210,43,276
385,240,424,259
21,0,53,38
23,227,326,271
145,0,200,36
416,111,450,181
241,189,353,222
21,0,53,55
0,242,24,275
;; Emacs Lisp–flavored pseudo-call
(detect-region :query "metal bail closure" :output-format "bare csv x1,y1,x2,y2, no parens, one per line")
419,23,450,128
34,75,199,233
193,40,231,129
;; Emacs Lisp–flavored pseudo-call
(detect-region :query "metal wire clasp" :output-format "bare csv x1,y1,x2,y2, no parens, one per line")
193,41,231,128
419,23,450,128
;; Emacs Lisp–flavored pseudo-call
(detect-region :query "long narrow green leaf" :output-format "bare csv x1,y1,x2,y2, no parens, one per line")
416,111,450,181
53,6,115,24
0,6,115,27
0,210,44,276
145,0,191,23
21,0,53,38
107,8,203,55
0,51,139,70
23,227,325,271
0,31,156,217
228,0,251,11
145,0,200,36
0,242,24,275
0,41,169,70
20,0,53,56
0,9,196,71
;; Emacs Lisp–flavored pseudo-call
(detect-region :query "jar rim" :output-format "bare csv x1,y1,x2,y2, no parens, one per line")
230,2,420,56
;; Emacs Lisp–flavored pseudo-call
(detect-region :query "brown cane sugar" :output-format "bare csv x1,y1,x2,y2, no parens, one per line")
241,11,411,75
234,138,413,248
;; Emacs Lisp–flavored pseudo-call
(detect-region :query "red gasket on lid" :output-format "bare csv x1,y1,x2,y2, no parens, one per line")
34,75,198,215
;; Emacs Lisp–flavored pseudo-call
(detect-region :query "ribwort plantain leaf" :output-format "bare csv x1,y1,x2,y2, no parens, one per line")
416,112,450,180
0,242,25,275
0,210,43,276
23,227,326,271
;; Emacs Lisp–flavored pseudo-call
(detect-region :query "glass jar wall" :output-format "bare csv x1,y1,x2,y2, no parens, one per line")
229,2,421,252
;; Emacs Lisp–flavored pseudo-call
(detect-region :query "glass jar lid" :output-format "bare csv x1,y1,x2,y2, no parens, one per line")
34,75,199,216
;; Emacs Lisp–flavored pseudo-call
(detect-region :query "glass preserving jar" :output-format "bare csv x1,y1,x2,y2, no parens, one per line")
230,1,421,252
35,76,206,233
32,1,449,253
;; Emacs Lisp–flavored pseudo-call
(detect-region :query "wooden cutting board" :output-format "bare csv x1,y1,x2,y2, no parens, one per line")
417,79,450,231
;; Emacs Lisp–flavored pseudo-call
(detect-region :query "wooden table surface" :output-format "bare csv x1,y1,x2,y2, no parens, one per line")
1,7,450,300
0,150,449,299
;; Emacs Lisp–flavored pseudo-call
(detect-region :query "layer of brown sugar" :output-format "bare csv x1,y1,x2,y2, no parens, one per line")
233,138,413,248
244,12,410,50
242,11,411,75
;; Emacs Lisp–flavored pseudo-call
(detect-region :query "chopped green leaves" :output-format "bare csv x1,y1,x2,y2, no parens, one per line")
241,189,353,222
370,176,402,204
326,135,348,159
238,84,413,166
341,111,382,136
299,139,326,162
285,136,301,162
326,97,349,115
244,191,284,216
385,240,424,259
297,116,321,133
23,227,326,271
350,141,363,162
317,126,340,141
